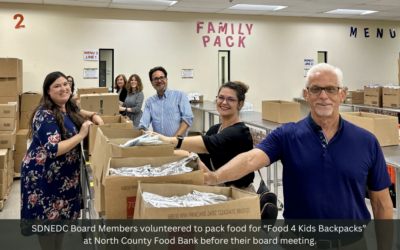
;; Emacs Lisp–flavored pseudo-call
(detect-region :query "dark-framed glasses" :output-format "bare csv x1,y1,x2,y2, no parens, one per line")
152,76,167,82
216,96,238,104
307,86,342,95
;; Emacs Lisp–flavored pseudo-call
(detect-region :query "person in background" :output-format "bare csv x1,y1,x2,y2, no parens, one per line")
138,66,193,137
20,71,104,250
119,74,144,129
151,81,255,191
66,76,76,98
114,74,128,115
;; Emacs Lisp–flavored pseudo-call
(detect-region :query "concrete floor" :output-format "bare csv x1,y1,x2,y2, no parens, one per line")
1,164,396,220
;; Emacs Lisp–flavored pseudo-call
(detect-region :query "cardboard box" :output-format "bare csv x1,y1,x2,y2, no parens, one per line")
0,118,16,131
20,111,33,130
91,127,174,212
80,93,119,116
0,131,16,149
0,183,7,199
13,153,23,174
0,58,22,78
7,149,13,163
0,104,17,118
345,90,364,104
15,129,29,154
383,87,400,108
190,95,204,103
88,115,132,155
21,92,42,112
103,156,204,219
0,150,6,170
262,100,300,124
344,97,364,104
134,182,260,219
341,112,399,146
364,86,383,107
7,163,13,187
0,78,22,97
0,169,6,185
77,87,108,100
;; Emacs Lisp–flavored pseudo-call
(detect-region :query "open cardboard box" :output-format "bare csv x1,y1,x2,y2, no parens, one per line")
91,127,174,212
134,182,260,220
88,115,132,155
341,112,399,146
103,156,204,219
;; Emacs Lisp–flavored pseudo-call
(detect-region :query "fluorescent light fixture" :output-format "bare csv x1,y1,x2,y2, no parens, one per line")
324,9,378,15
112,0,177,6
229,4,288,11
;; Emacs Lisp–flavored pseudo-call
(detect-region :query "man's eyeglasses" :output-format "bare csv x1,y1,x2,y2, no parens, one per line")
152,76,167,82
216,96,237,104
307,86,342,95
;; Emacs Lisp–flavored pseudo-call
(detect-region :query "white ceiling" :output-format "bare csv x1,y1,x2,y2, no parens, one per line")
4,0,400,21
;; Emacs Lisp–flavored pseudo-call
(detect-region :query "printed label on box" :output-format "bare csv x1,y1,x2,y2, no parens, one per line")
126,196,136,219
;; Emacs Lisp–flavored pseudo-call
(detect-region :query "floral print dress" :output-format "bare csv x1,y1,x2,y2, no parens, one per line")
20,109,82,224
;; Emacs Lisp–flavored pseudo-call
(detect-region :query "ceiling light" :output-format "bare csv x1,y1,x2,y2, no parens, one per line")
229,4,288,11
324,9,378,15
112,0,177,6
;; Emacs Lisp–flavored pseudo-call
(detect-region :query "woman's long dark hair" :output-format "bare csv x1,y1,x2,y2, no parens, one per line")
28,72,85,140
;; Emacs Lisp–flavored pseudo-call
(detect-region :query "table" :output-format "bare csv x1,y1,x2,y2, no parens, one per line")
190,100,218,134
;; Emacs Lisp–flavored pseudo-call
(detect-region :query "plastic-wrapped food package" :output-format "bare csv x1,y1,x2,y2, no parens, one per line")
142,190,230,208
120,134,162,148
109,155,198,177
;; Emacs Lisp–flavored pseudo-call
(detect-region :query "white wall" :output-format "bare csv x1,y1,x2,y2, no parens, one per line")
1,3,400,114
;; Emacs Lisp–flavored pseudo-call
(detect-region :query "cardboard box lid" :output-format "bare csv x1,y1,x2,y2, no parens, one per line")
0,104,17,118
134,182,260,219
77,87,108,98
88,115,132,155
92,127,174,184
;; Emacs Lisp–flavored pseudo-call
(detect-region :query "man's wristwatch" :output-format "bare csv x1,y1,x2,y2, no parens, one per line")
176,135,184,149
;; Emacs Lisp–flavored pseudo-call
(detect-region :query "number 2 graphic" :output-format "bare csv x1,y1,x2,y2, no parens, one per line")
14,14,25,29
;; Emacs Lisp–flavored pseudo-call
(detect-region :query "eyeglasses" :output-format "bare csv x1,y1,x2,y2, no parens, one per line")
216,96,237,104
152,76,167,82
307,86,342,95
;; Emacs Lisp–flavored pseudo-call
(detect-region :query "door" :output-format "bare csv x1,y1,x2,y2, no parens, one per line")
218,51,230,88
99,49,114,92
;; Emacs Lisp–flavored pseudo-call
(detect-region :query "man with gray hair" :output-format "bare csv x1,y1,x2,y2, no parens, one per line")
200,63,392,220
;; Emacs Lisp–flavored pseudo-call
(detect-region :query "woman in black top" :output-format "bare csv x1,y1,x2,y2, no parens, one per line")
152,81,255,191
114,74,128,115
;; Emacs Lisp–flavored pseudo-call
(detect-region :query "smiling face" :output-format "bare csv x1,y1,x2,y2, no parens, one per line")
47,76,70,107
216,87,243,117
303,70,345,118
151,70,168,95
117,76,125,89
130,76,137,90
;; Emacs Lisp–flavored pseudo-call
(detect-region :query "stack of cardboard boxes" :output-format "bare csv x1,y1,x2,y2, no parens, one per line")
14,129,29,176
345,90,364,104
364,85,383,107
20,92,42,129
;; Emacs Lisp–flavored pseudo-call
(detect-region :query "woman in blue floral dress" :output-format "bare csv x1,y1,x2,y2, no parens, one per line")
20,72,103,248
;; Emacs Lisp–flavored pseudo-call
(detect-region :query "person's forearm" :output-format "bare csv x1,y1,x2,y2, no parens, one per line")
56,134,84,156
174,121,189,137
167,136,208,154
80,109,95,119
119,106,126,112
174,150,190,156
